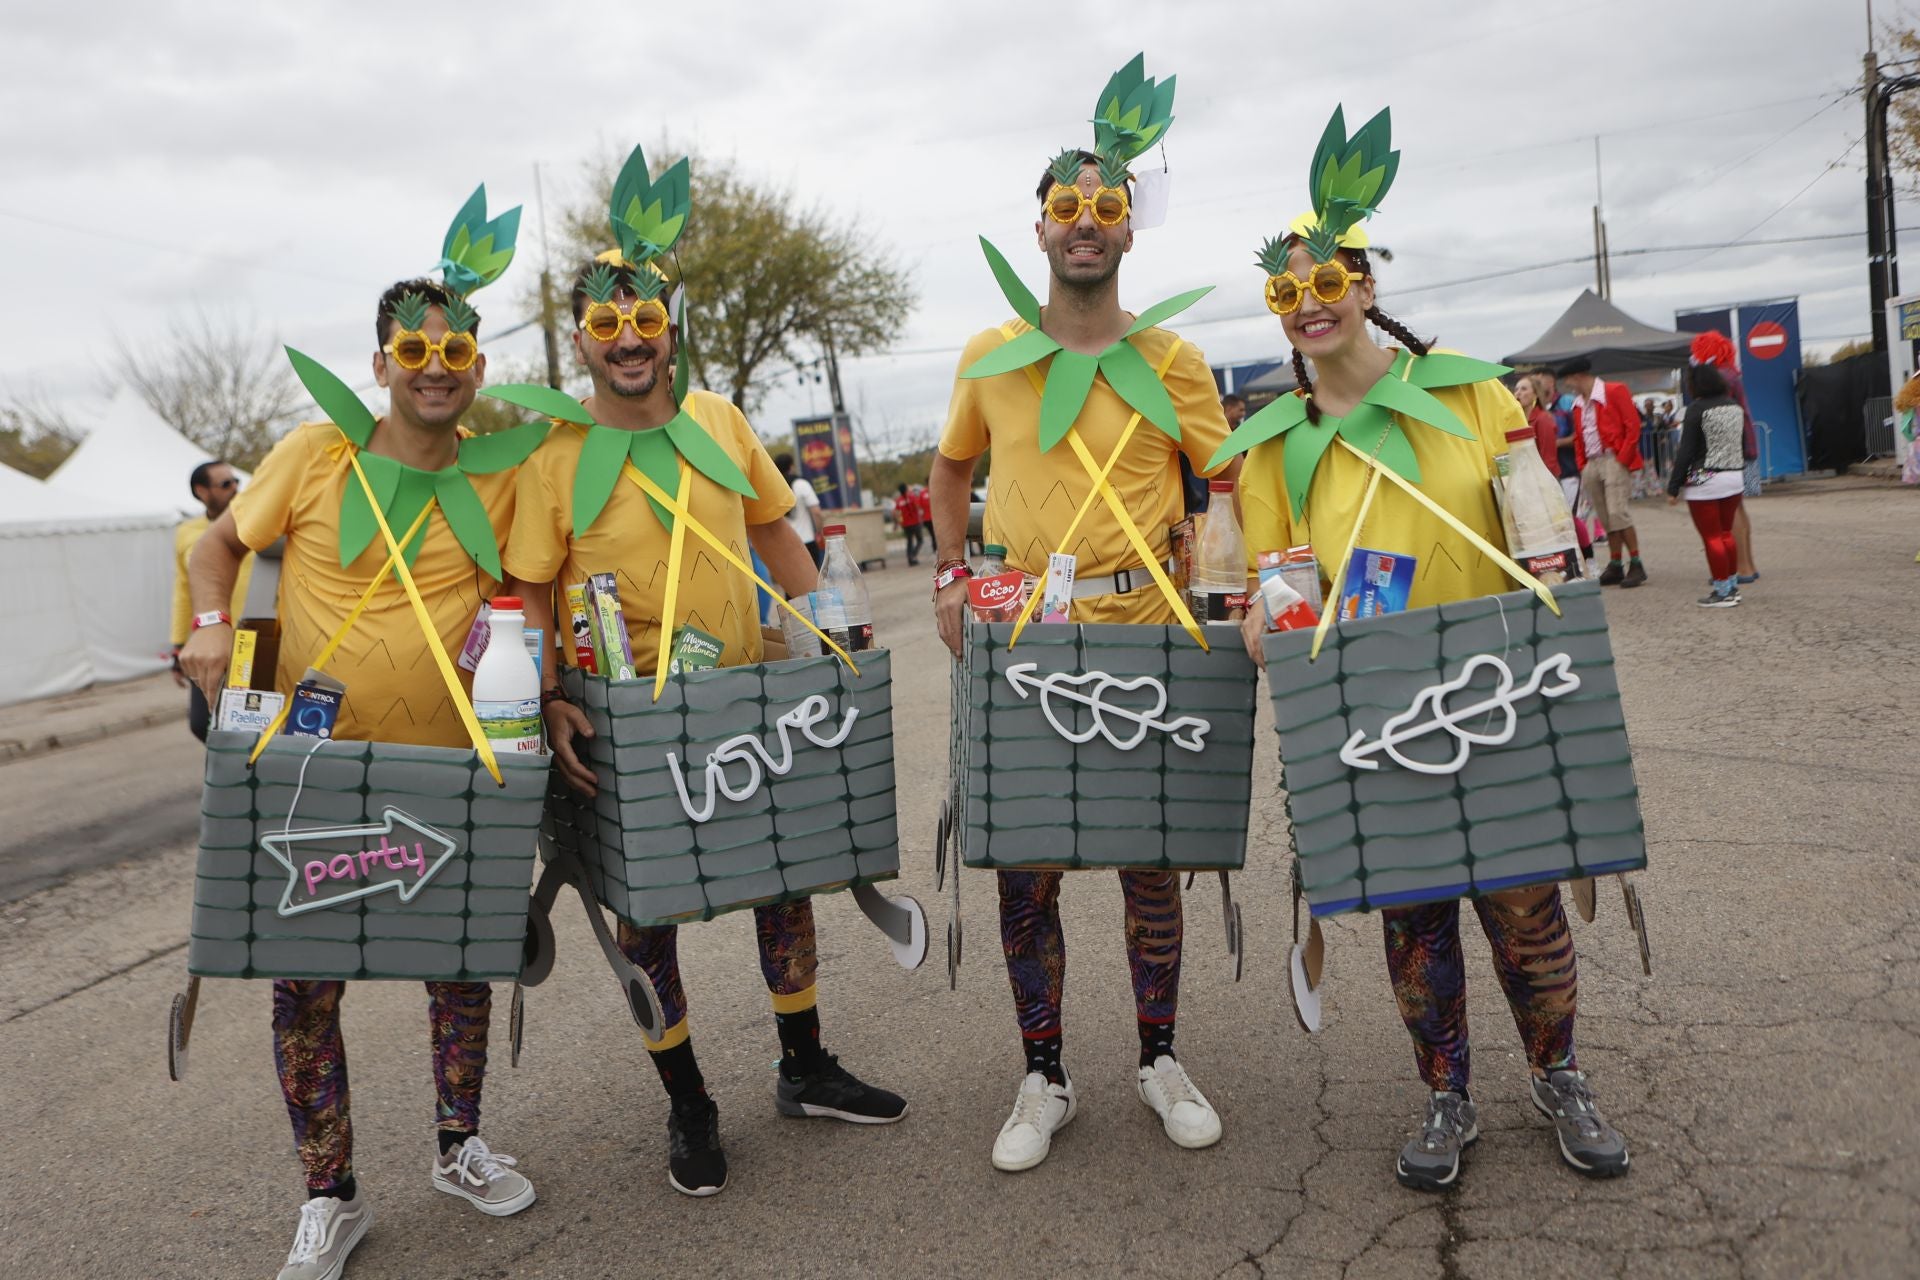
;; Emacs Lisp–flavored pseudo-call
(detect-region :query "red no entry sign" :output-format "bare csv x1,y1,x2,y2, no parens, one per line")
1746,320,1788,360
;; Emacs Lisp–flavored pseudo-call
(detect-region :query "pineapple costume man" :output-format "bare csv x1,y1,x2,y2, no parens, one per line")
1211,106,1631,1193
178,188,543,1280
928,54,1234,1173
496,144,906,1203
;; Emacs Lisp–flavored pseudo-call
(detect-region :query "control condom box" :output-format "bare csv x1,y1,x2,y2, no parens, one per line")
1263,580,1647,918
954,622,1258,871
189,730,552,980
542,650,899,927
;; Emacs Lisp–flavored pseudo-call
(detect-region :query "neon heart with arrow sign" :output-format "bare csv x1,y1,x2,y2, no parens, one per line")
1004,662,1211,753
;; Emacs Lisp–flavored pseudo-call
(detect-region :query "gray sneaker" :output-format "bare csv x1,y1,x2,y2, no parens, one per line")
1396,1090,1478,1191
431,1134,537,1216
1530,1069,1630,1178
277,1193,372,1280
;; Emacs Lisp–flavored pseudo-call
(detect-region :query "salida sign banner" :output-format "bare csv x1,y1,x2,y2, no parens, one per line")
793,413,861,509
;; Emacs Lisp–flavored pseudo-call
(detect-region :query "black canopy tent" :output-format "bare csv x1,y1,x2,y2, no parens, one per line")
1503,290,1692,372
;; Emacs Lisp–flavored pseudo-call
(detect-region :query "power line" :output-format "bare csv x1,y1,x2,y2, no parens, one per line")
1680,134,1867,271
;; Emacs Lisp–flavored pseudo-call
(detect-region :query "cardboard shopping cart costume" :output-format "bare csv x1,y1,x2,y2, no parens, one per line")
486,147,922,1045
1204,107,1652,1036
168,188,556,1077
935,56,1258,990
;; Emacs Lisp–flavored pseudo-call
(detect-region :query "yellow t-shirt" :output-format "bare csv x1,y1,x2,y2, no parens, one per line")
229,421,515,748
938,320,1230,624
1240,362,1522,612
170,516,254,646
502,390,793,673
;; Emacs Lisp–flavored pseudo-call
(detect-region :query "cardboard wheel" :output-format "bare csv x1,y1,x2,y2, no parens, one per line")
934,798,951,890
893,895,929,971
167,981,198,1082
508,982,526,1067
1230,902,1245,983
1621,877,1653,975
626,976,666,1039
1570,877,1597,923
1289,919,1326,1034
519,899,557,987
946,919,960,990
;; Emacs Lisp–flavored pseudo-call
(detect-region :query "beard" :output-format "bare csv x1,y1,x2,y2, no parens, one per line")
598,341,668,399
1046,230,1123,293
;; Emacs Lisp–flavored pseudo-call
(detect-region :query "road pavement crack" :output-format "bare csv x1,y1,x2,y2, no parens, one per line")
1,938,186,1025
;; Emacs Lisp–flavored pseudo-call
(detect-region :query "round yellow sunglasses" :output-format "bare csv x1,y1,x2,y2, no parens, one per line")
1044,183,1130,227
1265,262,1366,316
579,298,669,343
384,330,478,372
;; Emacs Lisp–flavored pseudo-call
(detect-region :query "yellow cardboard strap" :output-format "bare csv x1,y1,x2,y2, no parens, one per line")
246,502,435,761
652,465,695,700
242,446,502,784
618,464,860,691
1306,437,1561,662
1001,329,1204,649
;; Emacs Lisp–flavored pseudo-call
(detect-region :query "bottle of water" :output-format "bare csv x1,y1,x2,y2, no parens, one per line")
472,596,543,754
1191,480,1248,625
813,525,874,651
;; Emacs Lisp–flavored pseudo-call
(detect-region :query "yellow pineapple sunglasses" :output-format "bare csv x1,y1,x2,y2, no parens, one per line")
1264,262,1367,316
1044,183,1130,227
384,330,478,373
579,297,670,343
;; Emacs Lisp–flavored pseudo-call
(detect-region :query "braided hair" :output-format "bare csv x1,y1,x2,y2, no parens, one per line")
1290,247,1433,424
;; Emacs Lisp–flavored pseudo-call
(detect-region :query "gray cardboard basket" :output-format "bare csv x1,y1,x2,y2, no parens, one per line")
955,622,1258,870
1264,580,1647,918
188,730,551,981
543,650,899,928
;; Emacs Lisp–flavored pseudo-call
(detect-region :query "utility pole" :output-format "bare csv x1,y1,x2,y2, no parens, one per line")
533,163,563,389
1591,136,1612,299
821,327,847,415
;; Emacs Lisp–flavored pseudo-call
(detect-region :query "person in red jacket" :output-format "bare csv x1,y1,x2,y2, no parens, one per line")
894,482,926,566
1556,357,1647,587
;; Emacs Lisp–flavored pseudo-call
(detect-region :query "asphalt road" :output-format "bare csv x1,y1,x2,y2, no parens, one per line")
2,484,1916,1279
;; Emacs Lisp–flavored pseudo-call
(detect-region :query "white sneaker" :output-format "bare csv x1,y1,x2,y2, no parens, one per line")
1136,1055,1222,1149
277,1193,372,1280
431,1135,537,1217
990,1071,1077,1172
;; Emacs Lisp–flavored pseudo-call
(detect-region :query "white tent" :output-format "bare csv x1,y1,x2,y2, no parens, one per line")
1,451,179,706
46,389,247,518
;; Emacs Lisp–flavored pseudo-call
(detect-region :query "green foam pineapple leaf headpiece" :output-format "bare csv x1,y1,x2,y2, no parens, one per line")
607,143,691,269
432,184,521,334
1280,105,1399,265
1044,53,1178,197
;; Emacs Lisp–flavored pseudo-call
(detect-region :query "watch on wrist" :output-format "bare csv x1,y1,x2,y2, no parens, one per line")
934,563,973,592
190,610,232,632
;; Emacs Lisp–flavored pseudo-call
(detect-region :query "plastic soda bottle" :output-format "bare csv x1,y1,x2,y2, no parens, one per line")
813,525,875,651
1191,479,1249,625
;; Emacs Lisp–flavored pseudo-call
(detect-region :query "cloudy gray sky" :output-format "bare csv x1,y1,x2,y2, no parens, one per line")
1,0,1890,458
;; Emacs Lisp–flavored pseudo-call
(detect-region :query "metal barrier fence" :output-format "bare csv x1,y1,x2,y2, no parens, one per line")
1864,396,1896,458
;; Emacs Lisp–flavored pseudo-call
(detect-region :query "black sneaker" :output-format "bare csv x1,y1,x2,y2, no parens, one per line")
775,1054,908,1124
667,1095,727,1197
1621,561,1647,588
1597,561,1625,586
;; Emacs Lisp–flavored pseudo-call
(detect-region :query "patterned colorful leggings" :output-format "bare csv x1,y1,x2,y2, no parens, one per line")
1381,885,1578,1094
617,897,819,1045
271,979,490,1191
997,869,1182,1038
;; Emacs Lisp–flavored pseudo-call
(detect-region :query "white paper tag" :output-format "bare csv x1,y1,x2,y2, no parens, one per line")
1130,156,1171,230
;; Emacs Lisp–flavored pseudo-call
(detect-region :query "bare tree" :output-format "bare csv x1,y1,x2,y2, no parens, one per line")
116,309,305,469
0,385,81,478
544,147,916,416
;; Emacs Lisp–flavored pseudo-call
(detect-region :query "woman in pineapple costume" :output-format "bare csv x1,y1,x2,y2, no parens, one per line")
1212,107,1631,1192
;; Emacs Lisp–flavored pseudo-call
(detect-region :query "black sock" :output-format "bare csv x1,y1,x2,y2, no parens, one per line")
649,1038,708,1100
1137,1018,1176,1068
437,1129,470,1157
775,1005,826,1079
1024,1033,1065,1085
310,1175,357,1203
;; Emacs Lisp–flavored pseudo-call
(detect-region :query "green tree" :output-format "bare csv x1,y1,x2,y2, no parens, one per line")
544,147,915,416
116,308,303,469
0,389,79,478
